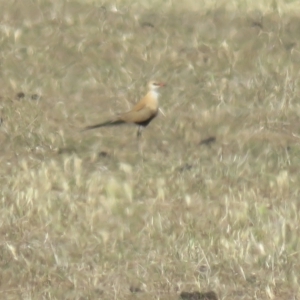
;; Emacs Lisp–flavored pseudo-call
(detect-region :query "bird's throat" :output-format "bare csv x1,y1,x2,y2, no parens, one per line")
149,90,160,100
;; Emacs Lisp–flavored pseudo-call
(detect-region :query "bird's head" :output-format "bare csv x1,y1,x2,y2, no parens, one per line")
148,81,166,91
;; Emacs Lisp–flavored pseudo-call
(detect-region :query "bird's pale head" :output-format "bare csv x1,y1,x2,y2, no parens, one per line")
148,81,166,91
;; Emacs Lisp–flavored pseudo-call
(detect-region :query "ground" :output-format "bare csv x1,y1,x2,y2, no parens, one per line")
0,0,300,299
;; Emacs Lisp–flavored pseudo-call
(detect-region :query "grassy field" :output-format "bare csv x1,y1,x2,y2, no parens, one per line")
1,0,300,299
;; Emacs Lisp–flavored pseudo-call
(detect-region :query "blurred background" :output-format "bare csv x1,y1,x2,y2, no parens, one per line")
0,1,300,299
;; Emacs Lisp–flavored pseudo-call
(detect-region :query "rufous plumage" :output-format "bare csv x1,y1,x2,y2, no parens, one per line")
83,80,166,138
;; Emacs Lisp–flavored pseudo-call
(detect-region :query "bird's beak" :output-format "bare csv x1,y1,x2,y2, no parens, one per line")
159,82,166,87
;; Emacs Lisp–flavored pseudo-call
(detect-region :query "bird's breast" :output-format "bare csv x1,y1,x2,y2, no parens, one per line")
146,91,159,110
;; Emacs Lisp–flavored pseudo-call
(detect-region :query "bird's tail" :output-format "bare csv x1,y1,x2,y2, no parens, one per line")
83,119,125,131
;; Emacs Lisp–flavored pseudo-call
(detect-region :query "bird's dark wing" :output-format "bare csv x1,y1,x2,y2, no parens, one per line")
120,107,157,124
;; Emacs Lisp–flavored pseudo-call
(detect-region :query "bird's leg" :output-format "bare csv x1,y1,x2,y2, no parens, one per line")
137,126,143,139
137,126,144,155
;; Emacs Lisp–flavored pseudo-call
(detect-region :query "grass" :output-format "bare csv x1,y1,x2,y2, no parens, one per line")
1,0,300,299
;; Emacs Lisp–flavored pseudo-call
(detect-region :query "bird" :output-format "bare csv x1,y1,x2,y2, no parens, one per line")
83,80,166,139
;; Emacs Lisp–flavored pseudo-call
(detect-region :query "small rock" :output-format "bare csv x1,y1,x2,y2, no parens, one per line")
199,136,216,146
31,94,41,101
180,290,218,300
16,92,25,99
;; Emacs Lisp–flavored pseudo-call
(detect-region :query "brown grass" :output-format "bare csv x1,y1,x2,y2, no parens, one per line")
1,0,300,299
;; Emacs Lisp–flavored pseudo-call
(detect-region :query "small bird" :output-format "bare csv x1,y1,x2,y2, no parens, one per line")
83,80,166,138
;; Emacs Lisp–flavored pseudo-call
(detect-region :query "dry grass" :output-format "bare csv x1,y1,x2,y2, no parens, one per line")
1,0,300,299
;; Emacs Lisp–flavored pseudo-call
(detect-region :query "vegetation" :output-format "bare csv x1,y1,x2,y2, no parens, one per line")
1,0,300,299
